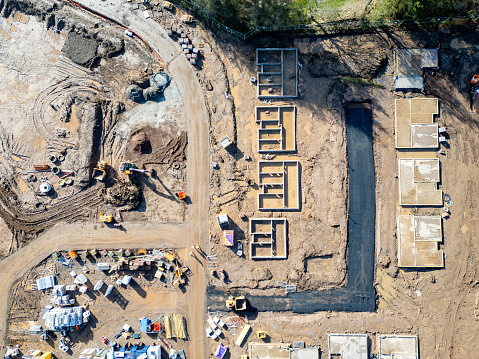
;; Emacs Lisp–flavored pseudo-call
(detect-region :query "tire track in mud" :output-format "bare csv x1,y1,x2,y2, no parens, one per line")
0,185,104,250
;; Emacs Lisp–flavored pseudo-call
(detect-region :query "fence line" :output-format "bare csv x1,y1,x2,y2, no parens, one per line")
173,1,479,41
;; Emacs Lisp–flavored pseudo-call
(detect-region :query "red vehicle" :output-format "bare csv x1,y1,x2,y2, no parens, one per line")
100,336,109,344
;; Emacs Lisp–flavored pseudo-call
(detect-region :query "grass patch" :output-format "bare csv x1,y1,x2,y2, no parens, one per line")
341,77,385,88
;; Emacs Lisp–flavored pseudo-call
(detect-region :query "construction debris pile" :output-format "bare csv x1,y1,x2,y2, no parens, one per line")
126,71,170,103
101,179,142,209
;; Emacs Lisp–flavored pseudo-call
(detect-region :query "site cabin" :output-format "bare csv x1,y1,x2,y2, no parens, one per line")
219,135,233,148
217,214,230,229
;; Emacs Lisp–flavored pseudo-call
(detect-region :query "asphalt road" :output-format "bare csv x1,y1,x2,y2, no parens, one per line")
207,103,376,313
0,2,210,359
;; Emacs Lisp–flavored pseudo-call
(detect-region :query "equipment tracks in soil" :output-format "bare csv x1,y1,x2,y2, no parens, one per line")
0,185,104,237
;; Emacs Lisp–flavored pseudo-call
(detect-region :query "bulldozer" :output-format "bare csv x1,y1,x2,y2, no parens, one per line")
119,161,146,175
225,295,247,311
92,160,107,181
99,212,113,223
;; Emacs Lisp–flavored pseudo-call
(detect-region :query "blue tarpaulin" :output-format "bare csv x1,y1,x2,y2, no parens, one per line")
214,344,228,359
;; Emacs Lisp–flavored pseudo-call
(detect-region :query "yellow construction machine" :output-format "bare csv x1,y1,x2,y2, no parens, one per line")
257,330,267,339
99,212,113,223
225,295,247,311
93,160,107,181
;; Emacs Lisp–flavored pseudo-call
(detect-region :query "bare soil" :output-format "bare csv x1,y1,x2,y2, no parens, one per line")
196,21,479,359
2,0,479,358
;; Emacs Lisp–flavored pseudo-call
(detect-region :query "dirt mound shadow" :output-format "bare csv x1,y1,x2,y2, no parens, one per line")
125,128,187,168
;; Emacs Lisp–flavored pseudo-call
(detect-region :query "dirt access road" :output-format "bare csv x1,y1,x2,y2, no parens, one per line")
0,1,210,359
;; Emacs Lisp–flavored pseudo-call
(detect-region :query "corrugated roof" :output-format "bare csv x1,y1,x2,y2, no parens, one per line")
36,275,56,290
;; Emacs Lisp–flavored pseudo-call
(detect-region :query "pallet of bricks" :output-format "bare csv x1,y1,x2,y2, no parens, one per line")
117,258,152,275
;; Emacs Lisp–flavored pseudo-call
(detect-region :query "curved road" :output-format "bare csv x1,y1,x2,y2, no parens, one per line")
0,2,210,359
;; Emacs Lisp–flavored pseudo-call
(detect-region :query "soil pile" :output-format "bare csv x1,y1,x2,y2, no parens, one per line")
62,30,124,67
125,129,187,167
62,32,98,67
126,84,144,102
71,95,104,188
307,49,388,79
127,70,151,88
101,178,141,209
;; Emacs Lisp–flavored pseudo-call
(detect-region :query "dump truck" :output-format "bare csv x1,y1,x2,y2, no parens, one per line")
92,160,107,181
226,296,246,311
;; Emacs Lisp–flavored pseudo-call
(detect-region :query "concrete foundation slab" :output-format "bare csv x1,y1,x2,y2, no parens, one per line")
398,158,442,206
398,215,443,267
395,98,439,149
377,335,418,359
394,48,438,90
328,334,368,359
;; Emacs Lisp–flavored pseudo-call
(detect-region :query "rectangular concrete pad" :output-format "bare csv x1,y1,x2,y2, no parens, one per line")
399,158,442,206
378,335,418,359
395,49,438,77
398,215,443,267
395,98,439,149
410,98,438,114
329,334,368,359
249,343,290,359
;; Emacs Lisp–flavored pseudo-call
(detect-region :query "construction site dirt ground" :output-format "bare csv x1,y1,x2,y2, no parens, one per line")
200,25,479,359
6,249,193,356
0,0,479,358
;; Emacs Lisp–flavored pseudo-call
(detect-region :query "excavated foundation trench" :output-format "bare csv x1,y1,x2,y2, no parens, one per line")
207,103,376,313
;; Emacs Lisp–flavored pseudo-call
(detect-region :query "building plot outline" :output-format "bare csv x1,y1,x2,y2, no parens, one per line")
397,215,444,268
249,218,288,259
256,48,298,98
398,158,442,206
257,160,300,211
255,106,296,153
